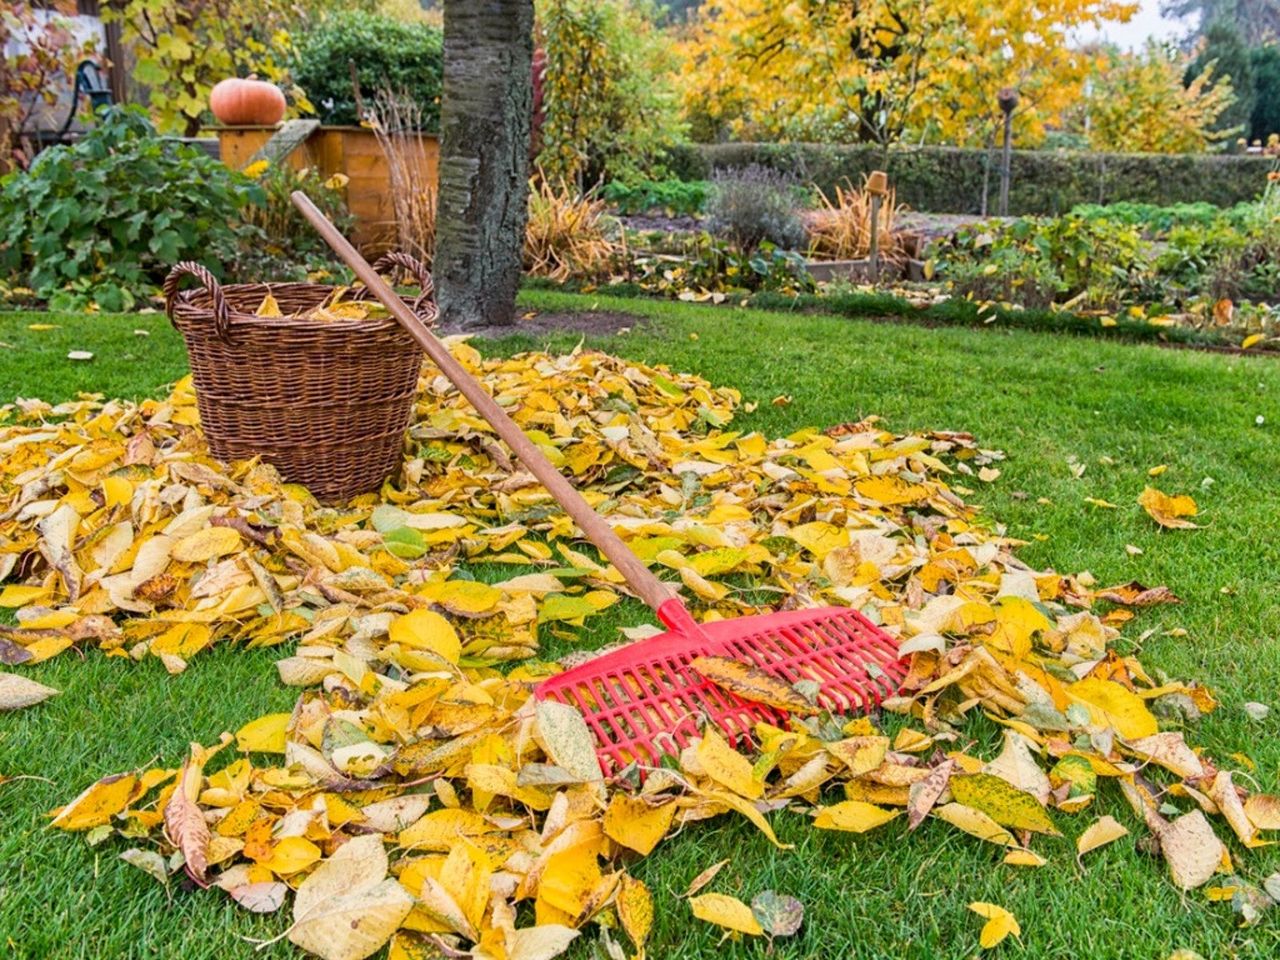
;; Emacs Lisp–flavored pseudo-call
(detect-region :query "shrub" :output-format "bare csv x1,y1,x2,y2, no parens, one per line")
682,143,1273,216
524,179,619,282
602,179,709,216
536,0,685,186
238,161,351,277
294,11,443,128
933,216,1155,309
0,106,261,310
706,165,806,252
626,233,814,298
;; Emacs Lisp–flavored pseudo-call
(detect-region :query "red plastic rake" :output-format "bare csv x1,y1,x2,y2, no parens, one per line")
294,193,909,777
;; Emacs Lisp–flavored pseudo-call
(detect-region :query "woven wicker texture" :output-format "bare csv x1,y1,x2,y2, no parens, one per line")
164,254,435,502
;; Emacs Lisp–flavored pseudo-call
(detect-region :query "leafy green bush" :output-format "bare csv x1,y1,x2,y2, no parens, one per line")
1068,201,1225,235
536,0,685,185
602,179,709,216
626,233,814,298
295,11,443,128
934,216,1156,308
238,162,353,281
0,106,261,310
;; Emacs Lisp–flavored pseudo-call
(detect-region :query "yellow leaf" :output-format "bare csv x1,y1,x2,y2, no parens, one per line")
235,713,290,753
1002,848,1047,868
950,774,1059,835
603,794,676,855
171,526,242,563
399,809,495,852
827,736,888,778
49,773,137,830
968,902,1020,949
987,597,1050,659
616,874,654,951
695,728,762,799
786,521,848,558
1243,793,1280,831
932,802,1016,847
1076,815,1129,857
1066,678,1159,739
812,799,899,833
1241,333,1265,349
388,609,461,664
0,584,50,607
1138,487,1198,530
262,836,321,876
689,893,763,936
691,656,816,714
256,293,284,317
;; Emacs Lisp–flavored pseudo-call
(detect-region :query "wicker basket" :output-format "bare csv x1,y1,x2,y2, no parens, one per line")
164,254,435,502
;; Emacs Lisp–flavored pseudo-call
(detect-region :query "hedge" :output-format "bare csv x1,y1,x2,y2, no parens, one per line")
661,143,1273,215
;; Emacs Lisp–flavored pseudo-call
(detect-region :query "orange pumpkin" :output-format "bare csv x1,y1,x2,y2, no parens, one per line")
209,77,287,126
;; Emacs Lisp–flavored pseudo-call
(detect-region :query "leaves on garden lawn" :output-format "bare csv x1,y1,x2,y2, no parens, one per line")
616,874,653,952
164,757,210,883
968,902,1020,949
13,343,1274,954
683,859,730,898
1139,487,1199,529
120,847,169,885
0,672,58,710
1158,810,1227,890
1077,815,1129,858
750,890,803,937
689,892,763,937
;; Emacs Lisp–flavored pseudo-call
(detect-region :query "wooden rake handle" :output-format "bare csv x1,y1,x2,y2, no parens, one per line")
291,190,677,614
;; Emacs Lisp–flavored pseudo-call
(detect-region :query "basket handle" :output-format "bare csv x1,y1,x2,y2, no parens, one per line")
360,252,437,321
164,261,232,342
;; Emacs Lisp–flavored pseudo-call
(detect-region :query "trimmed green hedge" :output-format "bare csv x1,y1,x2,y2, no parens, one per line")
660,143,1272,215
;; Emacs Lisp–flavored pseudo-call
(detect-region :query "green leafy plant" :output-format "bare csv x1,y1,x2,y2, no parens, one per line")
536,0,686,187
626,233,814,298
294,11,443,128
602,178,709,216
934,216,1156,309
238,161,352,279
0,107,262,310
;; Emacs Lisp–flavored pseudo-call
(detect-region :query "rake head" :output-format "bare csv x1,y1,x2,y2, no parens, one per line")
534,604,907,777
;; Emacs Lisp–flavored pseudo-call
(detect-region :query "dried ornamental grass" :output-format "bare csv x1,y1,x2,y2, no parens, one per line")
807,177,904,262
524,177,620,282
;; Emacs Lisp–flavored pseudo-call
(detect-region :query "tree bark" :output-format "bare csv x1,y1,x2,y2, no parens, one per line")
435,0,533,329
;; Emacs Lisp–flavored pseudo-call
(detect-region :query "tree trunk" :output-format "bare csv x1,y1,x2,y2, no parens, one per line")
435,0,533,329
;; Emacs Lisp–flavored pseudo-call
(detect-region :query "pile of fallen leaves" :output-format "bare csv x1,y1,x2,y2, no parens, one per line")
2,340,1278,958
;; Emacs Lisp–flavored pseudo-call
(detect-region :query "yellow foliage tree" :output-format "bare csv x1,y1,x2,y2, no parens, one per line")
679,0,1138,148
1071,43,1238,153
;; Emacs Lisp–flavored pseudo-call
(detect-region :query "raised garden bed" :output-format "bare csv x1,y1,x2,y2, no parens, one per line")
213,124,439,252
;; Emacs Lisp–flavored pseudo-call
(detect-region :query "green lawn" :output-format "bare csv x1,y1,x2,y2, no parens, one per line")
2,293,1278,959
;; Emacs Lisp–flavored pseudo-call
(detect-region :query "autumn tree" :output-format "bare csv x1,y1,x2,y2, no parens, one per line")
1073,42,1237,152
679,0,1137,148
1185,18,1256,134
434,0,534,329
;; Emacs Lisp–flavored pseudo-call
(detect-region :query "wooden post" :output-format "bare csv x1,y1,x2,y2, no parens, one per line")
865,169,889,283
997,88,1018,217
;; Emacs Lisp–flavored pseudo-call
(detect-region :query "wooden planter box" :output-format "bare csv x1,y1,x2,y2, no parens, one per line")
213,124,439,253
